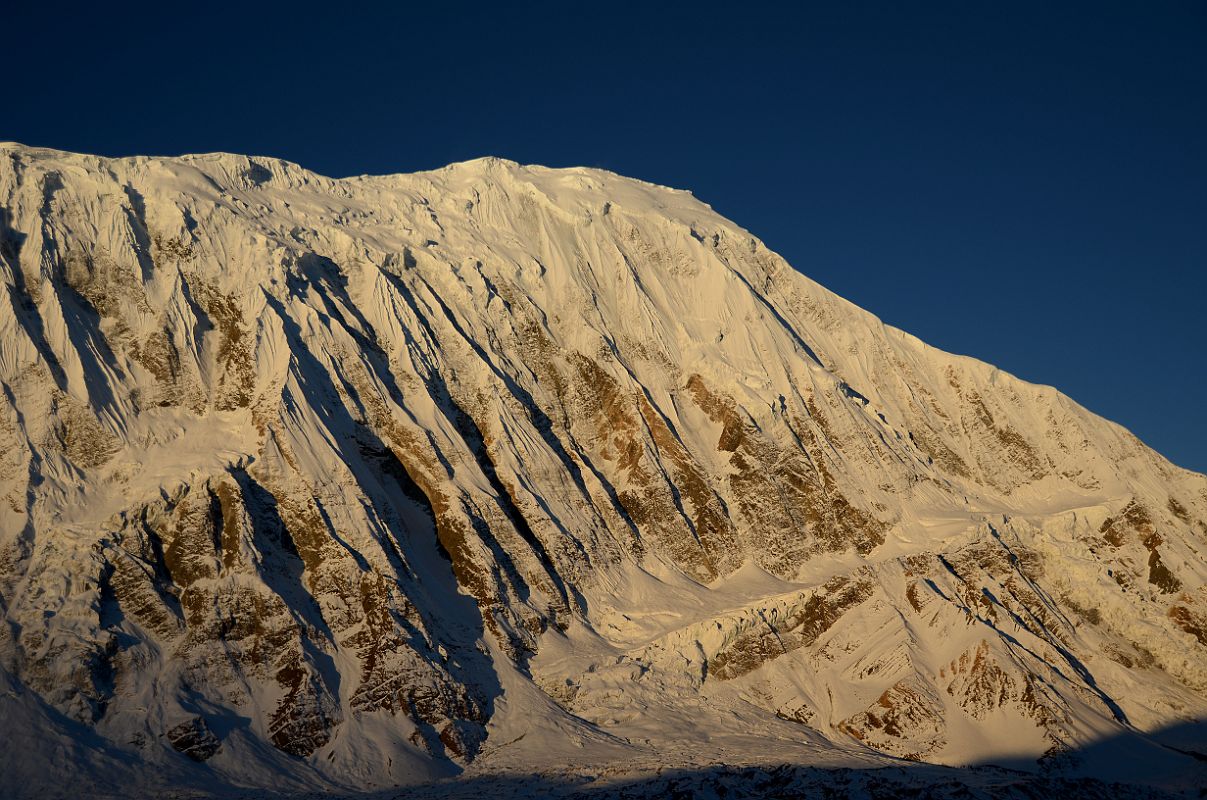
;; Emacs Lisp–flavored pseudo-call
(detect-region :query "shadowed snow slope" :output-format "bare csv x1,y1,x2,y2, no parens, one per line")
0,143,1204,797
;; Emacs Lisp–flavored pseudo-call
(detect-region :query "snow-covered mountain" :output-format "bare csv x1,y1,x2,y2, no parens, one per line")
0,143,1203,798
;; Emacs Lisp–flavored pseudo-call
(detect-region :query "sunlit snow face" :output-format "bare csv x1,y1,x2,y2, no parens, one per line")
0,143,1203,798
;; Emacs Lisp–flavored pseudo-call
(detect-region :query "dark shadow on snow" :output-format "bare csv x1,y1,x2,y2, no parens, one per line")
340,719,1206,799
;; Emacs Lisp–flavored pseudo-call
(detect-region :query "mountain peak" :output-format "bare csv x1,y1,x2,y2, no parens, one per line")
0,145,1203,797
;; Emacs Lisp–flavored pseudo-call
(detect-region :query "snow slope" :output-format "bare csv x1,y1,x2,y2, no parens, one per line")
0,143,1204,797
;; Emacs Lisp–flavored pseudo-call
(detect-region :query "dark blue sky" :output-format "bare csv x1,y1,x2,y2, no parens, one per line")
6,2,1205,472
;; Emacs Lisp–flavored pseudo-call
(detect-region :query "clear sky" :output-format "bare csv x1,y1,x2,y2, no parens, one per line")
5,1,1205,472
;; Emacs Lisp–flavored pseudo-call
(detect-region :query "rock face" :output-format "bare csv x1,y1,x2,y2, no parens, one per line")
0,143,1204,795
165,716,222,761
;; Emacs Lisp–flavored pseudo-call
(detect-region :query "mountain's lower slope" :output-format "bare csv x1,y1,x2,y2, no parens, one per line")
0,143,1204,797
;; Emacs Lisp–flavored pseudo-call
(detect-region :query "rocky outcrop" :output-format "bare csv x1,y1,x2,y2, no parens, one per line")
165,716,221,762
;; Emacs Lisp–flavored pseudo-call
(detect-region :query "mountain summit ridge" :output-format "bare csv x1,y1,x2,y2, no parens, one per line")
0,143,1203,797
